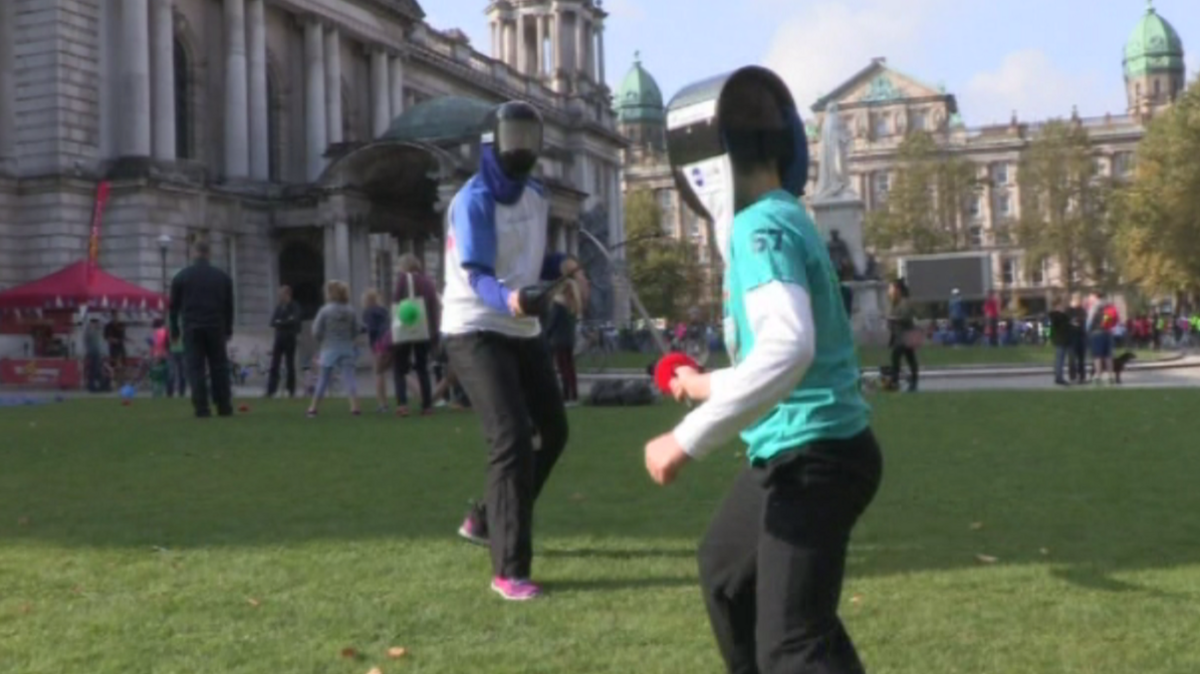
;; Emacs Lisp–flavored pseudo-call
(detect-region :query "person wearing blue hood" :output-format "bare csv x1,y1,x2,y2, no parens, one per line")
645,69,883,673
441,100,587,601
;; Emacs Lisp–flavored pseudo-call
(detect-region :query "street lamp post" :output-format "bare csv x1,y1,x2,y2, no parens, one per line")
157,234,172,296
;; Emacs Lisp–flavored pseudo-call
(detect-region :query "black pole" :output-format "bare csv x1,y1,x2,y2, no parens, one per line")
160,247,167,294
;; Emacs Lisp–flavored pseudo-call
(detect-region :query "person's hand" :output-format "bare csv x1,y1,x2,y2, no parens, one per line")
644,432,691,486
507,290,524,316
669,366,710,403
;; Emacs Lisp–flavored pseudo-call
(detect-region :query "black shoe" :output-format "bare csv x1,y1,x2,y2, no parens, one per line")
456,501,489,546
217,407,234,417
1055,379,1070,386
195,409,212,419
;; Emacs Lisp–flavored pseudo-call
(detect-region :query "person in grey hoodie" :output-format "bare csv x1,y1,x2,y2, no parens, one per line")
306,280,362,417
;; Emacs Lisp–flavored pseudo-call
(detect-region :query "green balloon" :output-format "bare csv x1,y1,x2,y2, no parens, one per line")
397,300,421,326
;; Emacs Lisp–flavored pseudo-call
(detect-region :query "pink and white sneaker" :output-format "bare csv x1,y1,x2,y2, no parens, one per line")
491,577,542,601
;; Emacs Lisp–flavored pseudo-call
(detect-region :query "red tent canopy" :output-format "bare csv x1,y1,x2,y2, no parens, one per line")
0,261,166,312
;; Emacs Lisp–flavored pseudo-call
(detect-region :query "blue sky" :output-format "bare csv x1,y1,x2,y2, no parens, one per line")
427,0,1199,126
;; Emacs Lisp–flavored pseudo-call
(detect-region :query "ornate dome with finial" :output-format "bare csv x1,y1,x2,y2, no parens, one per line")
615,52,665,125
1124,1,1185,78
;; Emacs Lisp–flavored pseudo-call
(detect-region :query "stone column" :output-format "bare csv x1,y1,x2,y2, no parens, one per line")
0,0,12,165
325,27,342,144
121,0,152,156
224,0,249,177
247,0,269,180
335,220,351,285
371,49,390,138
595,24,605,87
389,53,405,120
574,13,587,79
304,18,327,181
535,13,546,76
504,21,515,66
515,13,526,74
490,20,498,59
349,223,371,299
150,0,175,161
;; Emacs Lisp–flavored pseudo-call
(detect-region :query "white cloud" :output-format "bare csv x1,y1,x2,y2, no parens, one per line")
762,0,951,113
963,49,1111,124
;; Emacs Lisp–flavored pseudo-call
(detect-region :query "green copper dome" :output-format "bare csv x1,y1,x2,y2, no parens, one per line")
1123,3,1185,78
615,52,665,125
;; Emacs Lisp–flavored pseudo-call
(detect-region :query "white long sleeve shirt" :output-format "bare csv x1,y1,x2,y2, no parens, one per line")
672,281,816,459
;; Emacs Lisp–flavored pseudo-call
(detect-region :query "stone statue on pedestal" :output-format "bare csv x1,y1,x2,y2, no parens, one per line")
815,102,855,201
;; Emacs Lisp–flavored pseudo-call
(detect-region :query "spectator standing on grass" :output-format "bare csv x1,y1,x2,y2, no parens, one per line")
949,288,966,345
266,285,302,399
306,280,361,418
391,253,440,417
170,239,235,418
1086,292,1118,385
983,291,1000,346
83,317,107,392
543,279,581,406
1067,294,1088,383
1049,297,1071,386
361,288,392,414
887,278,920,392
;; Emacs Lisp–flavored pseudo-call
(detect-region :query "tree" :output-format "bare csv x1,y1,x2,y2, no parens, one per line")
1014,120,1115,293
1112,78,1200,299
864,131,982,254
623,189,701,320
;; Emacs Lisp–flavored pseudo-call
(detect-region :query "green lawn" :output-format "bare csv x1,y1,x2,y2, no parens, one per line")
587,345,1171,372
3,392,1199,674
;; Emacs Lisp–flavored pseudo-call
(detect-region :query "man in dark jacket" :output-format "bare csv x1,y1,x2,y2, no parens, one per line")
170,240,235,418
1048,298,1071,386
266,285,302,398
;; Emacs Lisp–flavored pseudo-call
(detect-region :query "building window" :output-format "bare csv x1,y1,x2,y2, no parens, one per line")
1114,152,1132,177
910,110,926,132
174,39,192,159
968,196,981,218
873,113,889,138
1030,259,1046,286
992,163,1009,185
995,192,1011,217
1001,257,1016,285
969,226,982,248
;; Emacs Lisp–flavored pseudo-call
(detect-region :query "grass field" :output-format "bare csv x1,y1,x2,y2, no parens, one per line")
3,392,1200,674
586,345,1171,372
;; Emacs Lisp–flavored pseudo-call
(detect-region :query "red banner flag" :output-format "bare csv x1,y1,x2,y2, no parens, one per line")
85,181,111,284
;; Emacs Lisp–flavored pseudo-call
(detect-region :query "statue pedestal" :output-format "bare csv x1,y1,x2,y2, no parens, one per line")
811,195,886,347
811,196,867,274
845,280,889,348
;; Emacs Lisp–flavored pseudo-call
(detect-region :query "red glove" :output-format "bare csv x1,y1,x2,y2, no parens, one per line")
653,352,702,396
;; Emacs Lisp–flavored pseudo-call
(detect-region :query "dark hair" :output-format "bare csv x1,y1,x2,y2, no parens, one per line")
194,240,211,257
891,278,910,298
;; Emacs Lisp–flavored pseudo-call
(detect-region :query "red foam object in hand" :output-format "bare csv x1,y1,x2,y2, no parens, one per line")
653,352,701,395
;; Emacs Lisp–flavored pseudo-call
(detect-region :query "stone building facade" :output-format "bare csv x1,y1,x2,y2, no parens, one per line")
0,0,627,332
614,4,1187,310
805,4,1187,305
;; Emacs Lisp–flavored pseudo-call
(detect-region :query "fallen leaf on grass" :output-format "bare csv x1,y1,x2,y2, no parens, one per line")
246,598,261,608
570,493,586,502
341,647,359,659
19,603,33,614
969,522,983,531
387,647,408,659
70,585,84,594
975,554,999,564
849,594,863,605
16,516,29,527
1039,548,1050,556
367,668,383,674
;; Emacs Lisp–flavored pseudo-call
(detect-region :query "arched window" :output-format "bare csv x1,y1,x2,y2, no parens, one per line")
174,39,191,159
267,70,280,181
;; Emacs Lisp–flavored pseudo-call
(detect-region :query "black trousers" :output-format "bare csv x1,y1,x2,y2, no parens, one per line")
889,344,918,389
698,430,883,674
267,334,297,397
393,341,432,410
1068,336,1087,381
445,332,568,579
184,327,232,417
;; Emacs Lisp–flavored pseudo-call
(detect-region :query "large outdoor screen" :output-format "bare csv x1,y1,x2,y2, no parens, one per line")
901,254,991,302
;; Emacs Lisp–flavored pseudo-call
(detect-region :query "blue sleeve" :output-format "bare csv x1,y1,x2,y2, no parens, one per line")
540,253,567,281
453,185,513,315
